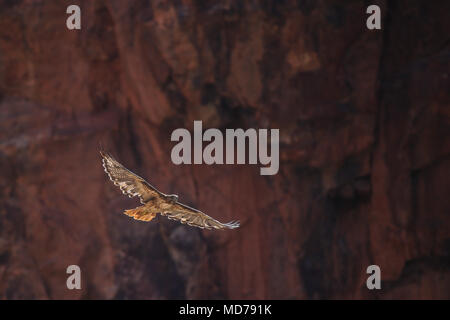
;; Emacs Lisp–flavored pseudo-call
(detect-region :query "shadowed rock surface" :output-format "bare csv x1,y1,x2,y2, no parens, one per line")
0,0,449,299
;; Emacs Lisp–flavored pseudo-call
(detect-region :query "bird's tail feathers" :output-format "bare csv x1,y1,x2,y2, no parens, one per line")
124,206,156,222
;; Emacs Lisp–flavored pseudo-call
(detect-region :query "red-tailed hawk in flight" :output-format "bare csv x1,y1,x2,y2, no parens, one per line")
100,151,240,230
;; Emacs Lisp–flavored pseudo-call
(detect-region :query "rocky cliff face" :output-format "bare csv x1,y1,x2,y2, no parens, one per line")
0,0,449,299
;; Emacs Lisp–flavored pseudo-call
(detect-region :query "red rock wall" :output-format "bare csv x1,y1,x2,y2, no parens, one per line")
0,0,449,299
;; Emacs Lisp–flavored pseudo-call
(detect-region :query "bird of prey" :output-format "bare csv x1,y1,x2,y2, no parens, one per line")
100,151,240,230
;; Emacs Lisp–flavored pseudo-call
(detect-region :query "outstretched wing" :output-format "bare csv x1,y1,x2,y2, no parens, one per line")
161,201,240,230
100,151,162,204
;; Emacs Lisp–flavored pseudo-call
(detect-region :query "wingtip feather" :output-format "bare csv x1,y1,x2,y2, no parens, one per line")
223,220,240,229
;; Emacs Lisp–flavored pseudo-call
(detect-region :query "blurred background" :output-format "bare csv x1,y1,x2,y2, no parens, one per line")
0,0,449,299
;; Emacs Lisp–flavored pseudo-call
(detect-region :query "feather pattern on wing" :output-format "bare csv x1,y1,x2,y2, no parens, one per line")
161,202,240,230
100,151,162,204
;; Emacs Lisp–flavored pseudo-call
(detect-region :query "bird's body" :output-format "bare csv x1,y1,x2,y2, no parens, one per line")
100,151,239,230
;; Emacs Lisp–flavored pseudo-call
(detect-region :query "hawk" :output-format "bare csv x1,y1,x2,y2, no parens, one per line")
100,151,240,230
